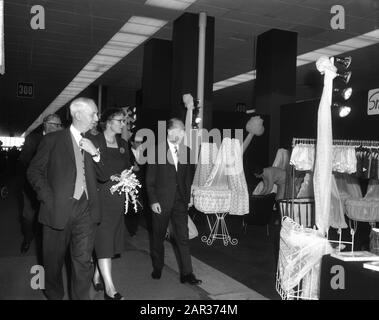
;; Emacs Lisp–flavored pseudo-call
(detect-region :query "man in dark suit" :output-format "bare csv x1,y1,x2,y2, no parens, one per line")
125,134,145,236
27,98,105,300
18,114,63,253
146,118,201,285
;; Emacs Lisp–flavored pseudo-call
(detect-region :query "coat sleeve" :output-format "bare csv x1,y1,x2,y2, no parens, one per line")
27,135,54,209
19,135,38,169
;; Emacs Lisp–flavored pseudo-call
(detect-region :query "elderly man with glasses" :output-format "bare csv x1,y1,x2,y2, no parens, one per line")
18,114,63,254
43,114,63,132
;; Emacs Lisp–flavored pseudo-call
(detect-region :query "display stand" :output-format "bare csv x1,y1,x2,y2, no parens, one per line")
201,212,238,246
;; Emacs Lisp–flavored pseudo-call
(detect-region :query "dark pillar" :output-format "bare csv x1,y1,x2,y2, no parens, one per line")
253,29,297,163
171,12,214,130
81,84,107,112
140,38,172,135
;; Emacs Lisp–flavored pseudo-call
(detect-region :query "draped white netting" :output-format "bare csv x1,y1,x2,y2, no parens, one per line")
192,138,249,216
313,56,336,236
277,217,333,300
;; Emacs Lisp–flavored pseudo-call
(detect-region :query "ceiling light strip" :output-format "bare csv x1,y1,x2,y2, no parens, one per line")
145,0,196,11
213,29,379,91
25,16,168,135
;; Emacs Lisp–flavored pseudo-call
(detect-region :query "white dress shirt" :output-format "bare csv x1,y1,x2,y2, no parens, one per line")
167,140,179,171
70,125,100,162
70,125,82,147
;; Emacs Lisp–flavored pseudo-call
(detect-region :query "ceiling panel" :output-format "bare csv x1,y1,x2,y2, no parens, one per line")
223,11,295,31
1,0,379,135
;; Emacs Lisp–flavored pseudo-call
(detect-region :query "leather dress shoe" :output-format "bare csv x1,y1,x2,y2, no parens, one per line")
151,269,162,280
180,273,202,285
104,292,124,300
20,240,31,254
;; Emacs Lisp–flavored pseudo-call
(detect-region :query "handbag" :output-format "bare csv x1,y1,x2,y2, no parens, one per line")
166,215,198,240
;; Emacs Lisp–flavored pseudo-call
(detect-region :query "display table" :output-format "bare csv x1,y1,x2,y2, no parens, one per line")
320,254,379,299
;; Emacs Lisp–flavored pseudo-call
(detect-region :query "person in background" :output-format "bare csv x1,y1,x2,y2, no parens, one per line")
91,108,132,300
125,133,145,237
18,114,62,254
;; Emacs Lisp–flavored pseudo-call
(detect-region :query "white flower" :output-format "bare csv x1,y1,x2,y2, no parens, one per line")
110,168,142,214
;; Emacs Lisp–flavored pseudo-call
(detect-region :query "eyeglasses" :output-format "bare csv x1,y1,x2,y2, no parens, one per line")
111,119,126,124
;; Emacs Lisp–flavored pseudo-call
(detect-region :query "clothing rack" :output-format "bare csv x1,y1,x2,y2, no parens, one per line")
292,138,379,148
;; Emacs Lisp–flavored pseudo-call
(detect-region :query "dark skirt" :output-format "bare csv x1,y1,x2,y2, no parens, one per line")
95,181,126,258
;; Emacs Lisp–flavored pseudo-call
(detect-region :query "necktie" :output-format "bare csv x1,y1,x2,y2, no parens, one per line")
80,133,85,155
173,145,178,170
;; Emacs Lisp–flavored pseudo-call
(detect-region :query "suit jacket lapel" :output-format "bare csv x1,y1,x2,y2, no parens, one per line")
63,128,75,164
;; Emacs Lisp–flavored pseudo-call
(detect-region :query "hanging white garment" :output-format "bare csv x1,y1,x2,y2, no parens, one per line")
313,58,335,236
297,172,314,198
329,175,348,229
272,148,290,170
290,144,357,175
364,179,379,200
334,172,362,200
332,146,357,174
290,144,315,171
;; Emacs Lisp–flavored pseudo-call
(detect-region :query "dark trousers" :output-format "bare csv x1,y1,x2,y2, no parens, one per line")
151,191,193,275
125,211,140,236
21,191,39,243
42,195,96,300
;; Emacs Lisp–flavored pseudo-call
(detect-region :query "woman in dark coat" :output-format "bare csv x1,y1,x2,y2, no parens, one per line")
91,108,132,300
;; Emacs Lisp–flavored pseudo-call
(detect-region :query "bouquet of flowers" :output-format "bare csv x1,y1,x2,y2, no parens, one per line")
109,168,141,214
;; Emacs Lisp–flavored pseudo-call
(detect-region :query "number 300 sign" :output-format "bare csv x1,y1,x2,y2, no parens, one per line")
17,82,34,98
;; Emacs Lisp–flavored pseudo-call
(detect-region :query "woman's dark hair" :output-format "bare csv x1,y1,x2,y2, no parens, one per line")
99,107,126,131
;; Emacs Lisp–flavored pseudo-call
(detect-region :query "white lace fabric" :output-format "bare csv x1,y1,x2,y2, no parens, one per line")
192,138,249,216
290,144,315,171
278,217,333,299
332,146,357,174
290,144,357,174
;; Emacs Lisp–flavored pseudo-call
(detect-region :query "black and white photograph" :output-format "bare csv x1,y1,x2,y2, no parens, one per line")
1,0,379,304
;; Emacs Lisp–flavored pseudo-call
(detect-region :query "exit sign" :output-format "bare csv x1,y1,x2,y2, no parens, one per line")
17,82,34,98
